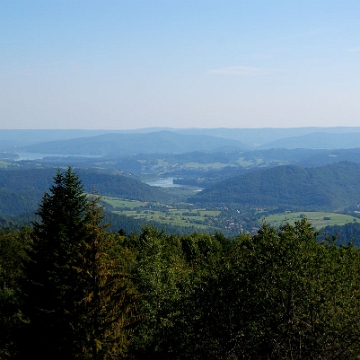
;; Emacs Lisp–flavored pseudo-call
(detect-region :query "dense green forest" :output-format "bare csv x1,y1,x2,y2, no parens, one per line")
191,162,360,211
2,168,360,359
319,222,360,246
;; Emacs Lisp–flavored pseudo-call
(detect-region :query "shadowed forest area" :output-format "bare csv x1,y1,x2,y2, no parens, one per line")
2,168,360,359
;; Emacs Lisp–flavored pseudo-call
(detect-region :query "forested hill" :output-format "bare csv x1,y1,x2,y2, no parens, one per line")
76,169,171,202
190,161,360,211
0,168,171,216
20,131,248,156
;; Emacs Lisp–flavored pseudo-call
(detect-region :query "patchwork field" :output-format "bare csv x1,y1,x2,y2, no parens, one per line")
101,197,360,234
101,196,221,232
263,211,359,229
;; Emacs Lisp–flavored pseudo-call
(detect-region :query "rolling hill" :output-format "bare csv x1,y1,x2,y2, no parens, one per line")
0,168,172,216
190,162,360,211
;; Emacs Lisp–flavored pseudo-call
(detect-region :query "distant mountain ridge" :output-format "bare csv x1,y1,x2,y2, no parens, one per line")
190,162,360,211
1,127,360,153
20,131,248,156
259,131,360,149
174,127,360,148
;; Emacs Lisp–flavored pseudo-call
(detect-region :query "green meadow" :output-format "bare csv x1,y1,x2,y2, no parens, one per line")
101,197,147,209
263,211,359,229
101,196,221,231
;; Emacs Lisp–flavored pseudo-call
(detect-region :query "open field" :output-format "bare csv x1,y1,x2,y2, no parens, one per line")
101,197,147,209
113,209,221,230
184,162,231,169
101,198,359,234
263,211,359,229
101,196,221,232
236,157,264,167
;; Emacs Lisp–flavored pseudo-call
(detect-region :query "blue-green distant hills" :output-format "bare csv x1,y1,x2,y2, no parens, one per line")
2,128,360,154
259,131,360,149
20,131,248,155
17,129,360,156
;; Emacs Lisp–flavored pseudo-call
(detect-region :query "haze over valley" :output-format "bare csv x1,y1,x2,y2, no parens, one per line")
3,2,360,358
1,127,360,240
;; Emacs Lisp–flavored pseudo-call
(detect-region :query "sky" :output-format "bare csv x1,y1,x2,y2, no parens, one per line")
1,1,360,130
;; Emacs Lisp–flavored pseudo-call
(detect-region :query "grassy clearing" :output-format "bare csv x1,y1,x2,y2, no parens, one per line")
184,162,229,169
264,211,359,229
113,208,219,230
101,196,221,231
236,157,265,167
0,161,14,168
101,197,147,209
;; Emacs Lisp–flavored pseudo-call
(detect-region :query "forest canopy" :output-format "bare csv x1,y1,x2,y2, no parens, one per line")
1,168,360,359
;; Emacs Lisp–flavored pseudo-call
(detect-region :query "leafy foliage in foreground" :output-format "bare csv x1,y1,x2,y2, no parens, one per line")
2,169,360,359
126,221,360,359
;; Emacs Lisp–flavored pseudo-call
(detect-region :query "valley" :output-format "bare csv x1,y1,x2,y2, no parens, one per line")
2,128,360,238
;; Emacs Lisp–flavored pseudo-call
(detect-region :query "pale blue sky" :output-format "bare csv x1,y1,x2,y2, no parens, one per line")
1,1,360,129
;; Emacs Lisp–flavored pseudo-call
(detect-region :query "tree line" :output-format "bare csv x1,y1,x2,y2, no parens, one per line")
2,168,360,359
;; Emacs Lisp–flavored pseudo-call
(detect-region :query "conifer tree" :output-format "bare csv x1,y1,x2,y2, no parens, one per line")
23,167,89,359
22,168,140,360
73,196,141,360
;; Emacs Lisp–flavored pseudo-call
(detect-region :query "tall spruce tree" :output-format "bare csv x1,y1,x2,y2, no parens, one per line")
22,168,140,360
23,167,89,359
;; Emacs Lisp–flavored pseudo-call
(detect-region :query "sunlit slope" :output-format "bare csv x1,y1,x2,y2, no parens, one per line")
190,162,360,211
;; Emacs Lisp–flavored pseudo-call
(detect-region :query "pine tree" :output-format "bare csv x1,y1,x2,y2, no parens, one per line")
22,167,89,359
22,168,140,359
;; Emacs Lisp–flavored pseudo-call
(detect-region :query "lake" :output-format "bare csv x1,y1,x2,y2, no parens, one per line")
145,177,185,188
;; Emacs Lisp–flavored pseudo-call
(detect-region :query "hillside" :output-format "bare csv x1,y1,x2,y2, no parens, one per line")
190,162,360,211
20,131,248,156
0,168,172,216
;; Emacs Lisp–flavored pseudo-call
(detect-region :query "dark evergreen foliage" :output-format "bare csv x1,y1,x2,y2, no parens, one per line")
22,168,141,359
22,168,89,359
0,228,31,359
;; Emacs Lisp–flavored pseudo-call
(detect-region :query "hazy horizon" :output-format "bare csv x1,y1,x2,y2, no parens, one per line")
2,1,360,130
2,125,360,131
